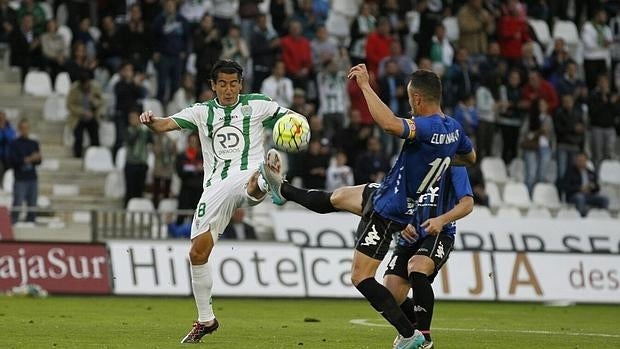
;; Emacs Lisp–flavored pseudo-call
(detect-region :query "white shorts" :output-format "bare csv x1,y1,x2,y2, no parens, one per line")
190,170,264,240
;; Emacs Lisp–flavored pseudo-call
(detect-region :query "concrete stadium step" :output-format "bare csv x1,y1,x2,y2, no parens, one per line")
48,195,122,211
41,144,72,158
0,81,21,97
14,221,92,242
38,173,106,197
0,68,21,84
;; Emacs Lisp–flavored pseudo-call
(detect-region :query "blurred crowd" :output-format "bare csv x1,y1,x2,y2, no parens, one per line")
1,0,620,220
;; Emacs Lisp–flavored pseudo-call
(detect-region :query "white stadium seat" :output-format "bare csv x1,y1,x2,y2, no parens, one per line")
143,98,164,117
52,184,79,196
496,207,522,219
57,25,72,55
503,182,532,209
467,205,493,220
2,169,13,193
84,146,115,172
54,72,71,95
115,146,126,170
525,207,551,219
158,198,178,212
99,120,116,148
43,94,68,122
127,198,155,212
486,181,503,209
531,183,561,210
556,207,581,219
170,173,181,196
508,158,525,183
104,170,125,199
481,157,508,184
528,18,551,46
443,16,459,43
599,160,620,186
554,20,580,44
88,27,101,42
39,1,53,20
24,71,53,97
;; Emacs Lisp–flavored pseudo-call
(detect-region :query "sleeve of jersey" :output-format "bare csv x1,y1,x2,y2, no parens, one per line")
170,106,199,132
399,118,417,140
261,100,289,128
452,167,473,199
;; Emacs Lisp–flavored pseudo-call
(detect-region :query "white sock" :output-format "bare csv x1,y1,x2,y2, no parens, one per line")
190,262,215,323
257,173,269,193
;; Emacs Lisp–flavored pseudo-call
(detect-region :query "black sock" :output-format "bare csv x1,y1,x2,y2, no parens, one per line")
280,182,337,213
409,272,434,341
356,277,414,338
399,297,417,326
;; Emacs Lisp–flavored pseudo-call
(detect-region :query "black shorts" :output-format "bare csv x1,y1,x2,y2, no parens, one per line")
354,183,406,260
383,233,455,283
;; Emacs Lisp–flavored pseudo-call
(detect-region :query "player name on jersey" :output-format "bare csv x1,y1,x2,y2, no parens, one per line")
429,129,461,145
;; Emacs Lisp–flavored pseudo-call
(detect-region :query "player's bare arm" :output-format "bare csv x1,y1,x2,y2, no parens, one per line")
421,195,473,235
451,149,477,167
139,110,180,133
348,64,406,137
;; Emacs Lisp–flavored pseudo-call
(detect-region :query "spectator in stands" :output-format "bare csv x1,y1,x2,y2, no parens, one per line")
124,109,152,206
308,114,325,141
457,0,494,57
378,41,416,79
347,70,378,126
7,118,41,223
556,60,588,103
380,0,408,39
521,98,554,193
333,109,372,168
152,0,189,103
9,14,41,83
176,132,203,224
582,8,612,90
250,13,280,92
521,69,559,114
119,4,152,72
221,208,257,240
317,59,348,138
379,59,407,117
294,0,324,39
261,60,294,108
270,0,293,37
73,17,96,60
555,94,586,197
588,73,619,166
0,110,16,177
179,0,210,32
170,73,196,115
412,0,437,62
238,0,261,42
301,138,330,189
514,42,540,81
65,41,97,81
311,25,338,73
221,24,250,71
113,62,146,156
16,0,45,35
97,15,123,74
193,14,222,97
475,75,498,159
349,2,375,66
281,20,312,89
67,72,103,158
444,47,476,109
152,133,176,208
211,0,237,35
497,69,526,165
326,150,354,191
564,152,609,217
0,0,17,44
429,23,454,76
365,17,392,77
479,42,507,83
40,19,66,82
497,0,529,65
545,38,571,84
354,136,389,185
290,88,314,117
454,94,479,140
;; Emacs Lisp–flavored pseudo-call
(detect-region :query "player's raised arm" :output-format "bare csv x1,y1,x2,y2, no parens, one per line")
347,64,406,137
139,110,182,134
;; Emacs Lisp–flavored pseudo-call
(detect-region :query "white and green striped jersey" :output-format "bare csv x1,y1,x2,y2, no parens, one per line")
170,93,287,188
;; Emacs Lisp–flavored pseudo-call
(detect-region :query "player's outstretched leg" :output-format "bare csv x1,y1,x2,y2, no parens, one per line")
259,149,286,205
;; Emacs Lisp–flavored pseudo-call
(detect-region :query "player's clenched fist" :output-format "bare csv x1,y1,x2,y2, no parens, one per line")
140,110,155,124
347,64,370,87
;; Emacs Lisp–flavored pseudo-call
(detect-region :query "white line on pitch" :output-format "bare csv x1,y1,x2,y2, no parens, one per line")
349,319,620,338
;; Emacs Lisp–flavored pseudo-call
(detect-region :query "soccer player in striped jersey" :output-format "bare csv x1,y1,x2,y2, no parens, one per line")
261,66,476,349
384,166,474,349
139,60,290,343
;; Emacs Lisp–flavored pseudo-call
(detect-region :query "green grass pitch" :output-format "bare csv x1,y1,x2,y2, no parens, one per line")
1,296,619,348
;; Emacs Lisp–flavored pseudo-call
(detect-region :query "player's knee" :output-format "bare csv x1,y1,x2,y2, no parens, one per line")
407,256,434,276
350,269,372,287
189,248,210,265
330,188,345,208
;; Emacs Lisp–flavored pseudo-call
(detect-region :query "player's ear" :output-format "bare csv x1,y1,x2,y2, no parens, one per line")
239,78,243,90
209,79,215,91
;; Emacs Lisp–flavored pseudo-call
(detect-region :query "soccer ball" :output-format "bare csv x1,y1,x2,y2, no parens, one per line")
272,113,311,153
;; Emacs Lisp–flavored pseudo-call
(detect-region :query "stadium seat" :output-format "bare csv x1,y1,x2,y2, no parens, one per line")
170,173,181,196
43,94,68,122
37,195,51,209
528,18,551,46
508,158,525,183
57,25,72,55
599,160,620,186
104,170,125,199
52,184,79,196
72,211,91,223
40,158,60,171
531,183,561,210
39,2,53,20
602,185,620,211
146,151,155,184
496,207,522,218
555,207,581,219
531,41,545,66
2,169,13,193
54,72,71,95
56,3,68,26
143,98,164,117
502,182,532,209
481,157,508,184
84,146,115,172
553,20,579,44
158,198,178,212
99,120,116,148
442,16,459,43
24,71,53,97
88,27,101,42
115,146,126,170
586,209,612,219
127,198,155,212
545,161,557,184
467,205,492,220
485,181,503,209
525,207,551,219
186,53,197,76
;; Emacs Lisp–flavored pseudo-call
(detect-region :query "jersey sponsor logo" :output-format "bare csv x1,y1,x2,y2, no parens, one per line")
360,225,381,246
212,125,246,160
405,198,416,215
417,186,441,207
241,105,253,117
435,241,445,259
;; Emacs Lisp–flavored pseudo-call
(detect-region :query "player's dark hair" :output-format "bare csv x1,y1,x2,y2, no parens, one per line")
409,70,442,104
210,60,243,81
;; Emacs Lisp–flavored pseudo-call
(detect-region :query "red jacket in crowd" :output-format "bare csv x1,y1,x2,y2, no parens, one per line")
522,79,559,113
497,15,530,59
281,34,312,76
365,32,392,76
347,75,378,126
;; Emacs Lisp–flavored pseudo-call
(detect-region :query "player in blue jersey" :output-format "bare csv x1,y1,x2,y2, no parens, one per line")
261,65,476,349
383,166,474,349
